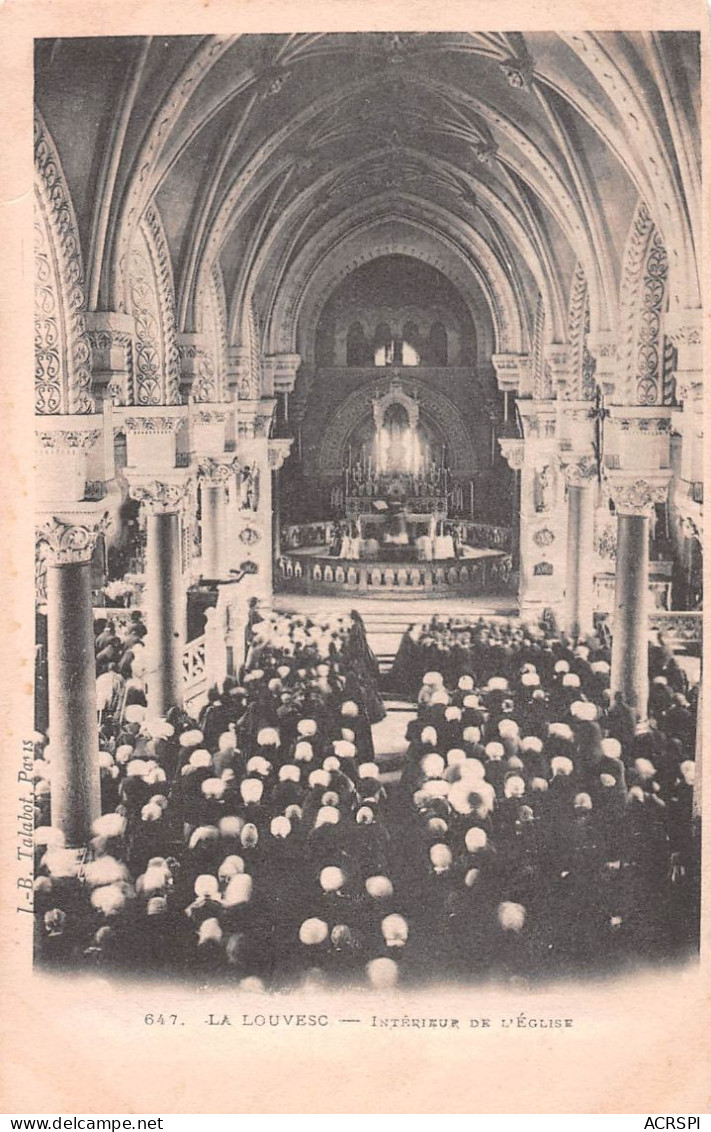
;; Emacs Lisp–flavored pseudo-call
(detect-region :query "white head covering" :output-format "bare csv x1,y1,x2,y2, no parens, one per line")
299,917,328,945
365,875,393,899
319,866,344,892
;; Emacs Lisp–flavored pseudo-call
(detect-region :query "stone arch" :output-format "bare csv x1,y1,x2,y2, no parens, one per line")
317,376,479,479
566,264,597,402
34,112,94,415
125,205,181,406
193,261,228,402
263,210,520,367
616,200,670,406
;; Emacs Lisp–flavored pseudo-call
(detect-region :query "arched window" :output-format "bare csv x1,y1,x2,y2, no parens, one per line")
346,321,369,366
429,321,448,366
402,320,421,366
374,322,394,367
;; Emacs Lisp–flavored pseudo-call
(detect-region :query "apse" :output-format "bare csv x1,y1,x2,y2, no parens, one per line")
313,255,477,368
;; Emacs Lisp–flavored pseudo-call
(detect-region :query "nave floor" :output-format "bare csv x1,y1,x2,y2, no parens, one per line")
271,592,519,675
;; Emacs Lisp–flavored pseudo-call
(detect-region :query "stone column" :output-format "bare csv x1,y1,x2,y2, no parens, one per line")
36,513,109,847
562,457,597,639
132,480,189,717
269,438,293,576
608,477,669,728
197,458,235,580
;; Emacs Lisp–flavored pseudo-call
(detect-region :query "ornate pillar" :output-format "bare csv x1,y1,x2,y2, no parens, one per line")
500,402,563,621
130,479,190,717
269,438,294,565
562,458,597,639
197,458,235,580
608,476,669,728
36,511,109,847
230,400,276,597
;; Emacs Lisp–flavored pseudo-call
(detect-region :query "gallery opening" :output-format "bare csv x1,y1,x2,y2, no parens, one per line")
32,32,702,986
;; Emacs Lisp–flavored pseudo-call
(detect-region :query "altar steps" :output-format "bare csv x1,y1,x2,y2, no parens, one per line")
271,594,519,672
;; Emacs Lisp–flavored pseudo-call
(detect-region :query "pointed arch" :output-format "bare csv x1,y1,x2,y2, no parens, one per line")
34,112,94,415
617,200,670,405
125,204,182,405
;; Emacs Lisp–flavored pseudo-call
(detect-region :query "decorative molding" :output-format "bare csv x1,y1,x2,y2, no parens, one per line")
635,229,668,405
238,526,261,545
124,414,186,435
34,113,94,416
36,511,110,566
130,479,191,512
36,428,101,453
499,54,534,89
197,456,238,486
268,438,294,471
127,207,182,406
498,438,525,470
194,407,229,425
560,454,598,484
595,522,617,560
607,476,669,516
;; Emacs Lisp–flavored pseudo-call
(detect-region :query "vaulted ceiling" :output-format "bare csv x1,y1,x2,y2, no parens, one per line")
34,31,701,357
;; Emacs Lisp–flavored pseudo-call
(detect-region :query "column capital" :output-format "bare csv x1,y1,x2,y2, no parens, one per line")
498,438,525,470
226,345,255,399
516,400,557,441
268,437,294,471
263,353,301,394
236,399,277,440
491,353,528,392
605,472,670,516
557,453,598,484
197,456,239,486
128,474,192,513
36,509,110,566
85,312,134,406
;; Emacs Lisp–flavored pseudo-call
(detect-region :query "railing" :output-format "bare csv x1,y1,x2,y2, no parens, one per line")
183,634,207,693
276,553,513,595
176,451,192,468
281,521,338,549
649,610,702,649
690,481,703,504
455,522,512,552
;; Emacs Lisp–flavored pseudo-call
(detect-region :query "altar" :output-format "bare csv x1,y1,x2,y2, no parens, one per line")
275,380,513,595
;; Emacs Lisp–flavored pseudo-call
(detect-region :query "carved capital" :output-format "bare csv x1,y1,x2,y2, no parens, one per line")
263,353,301,394
559,454,598,484
491,353,527,392
36,511,110,566
268,438,294,471
130,479,191,513
236,399,276,440
606,475,669,516
197,456,238,486
498,438,525,470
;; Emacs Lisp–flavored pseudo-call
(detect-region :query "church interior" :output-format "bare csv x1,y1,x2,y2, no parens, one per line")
32,33,702,986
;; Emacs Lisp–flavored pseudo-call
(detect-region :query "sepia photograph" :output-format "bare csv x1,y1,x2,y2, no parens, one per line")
1,4,708,1116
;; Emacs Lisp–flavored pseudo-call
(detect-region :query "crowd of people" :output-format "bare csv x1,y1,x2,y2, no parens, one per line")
31,604,700,988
